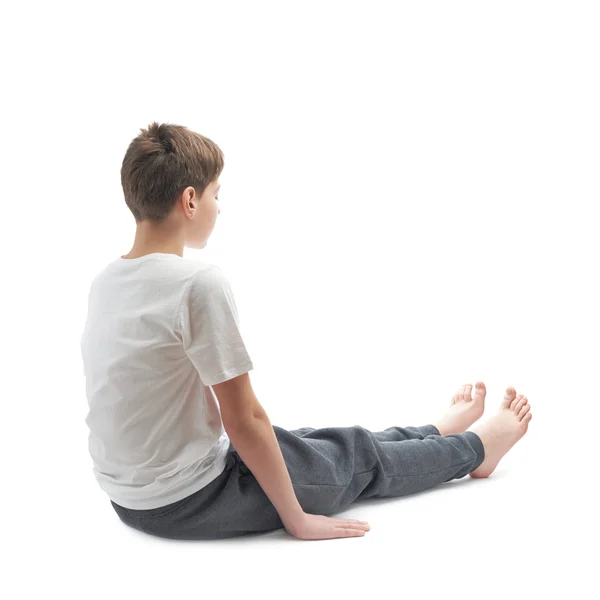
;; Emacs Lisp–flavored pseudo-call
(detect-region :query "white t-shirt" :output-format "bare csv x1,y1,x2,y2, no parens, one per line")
80,253,254,510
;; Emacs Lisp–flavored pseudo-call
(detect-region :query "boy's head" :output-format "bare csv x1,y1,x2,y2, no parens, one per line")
121,121,223,249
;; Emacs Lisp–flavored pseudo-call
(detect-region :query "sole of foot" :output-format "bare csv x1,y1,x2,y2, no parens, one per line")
468,387,533,479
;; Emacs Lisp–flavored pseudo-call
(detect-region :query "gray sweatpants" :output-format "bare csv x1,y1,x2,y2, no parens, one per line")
111,423,485,540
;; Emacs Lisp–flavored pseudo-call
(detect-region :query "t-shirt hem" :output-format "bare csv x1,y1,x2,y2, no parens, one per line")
107,445,230,511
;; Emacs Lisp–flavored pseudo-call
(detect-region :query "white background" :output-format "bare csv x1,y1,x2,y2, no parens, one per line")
2,1,598,598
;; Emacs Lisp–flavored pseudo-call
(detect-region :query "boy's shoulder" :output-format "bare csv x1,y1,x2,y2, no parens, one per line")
90,255,229,294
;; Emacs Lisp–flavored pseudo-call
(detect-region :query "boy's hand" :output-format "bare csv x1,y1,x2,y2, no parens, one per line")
285,513,371,540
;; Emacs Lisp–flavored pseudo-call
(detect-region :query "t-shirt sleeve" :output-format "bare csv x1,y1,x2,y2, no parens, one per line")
179,266,254,387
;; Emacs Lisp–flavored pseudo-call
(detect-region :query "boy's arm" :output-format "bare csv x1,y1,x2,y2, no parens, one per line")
212,373,306,533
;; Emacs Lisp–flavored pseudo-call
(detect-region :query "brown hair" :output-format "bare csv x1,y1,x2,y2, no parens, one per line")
120,121,224,222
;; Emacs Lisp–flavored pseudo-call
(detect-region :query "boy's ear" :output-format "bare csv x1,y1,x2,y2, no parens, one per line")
181,188,196,215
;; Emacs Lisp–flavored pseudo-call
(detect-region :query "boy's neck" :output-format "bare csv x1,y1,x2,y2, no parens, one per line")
123,221,185,259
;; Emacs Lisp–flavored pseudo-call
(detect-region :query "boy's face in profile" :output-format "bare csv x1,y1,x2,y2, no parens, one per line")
181,177,221,249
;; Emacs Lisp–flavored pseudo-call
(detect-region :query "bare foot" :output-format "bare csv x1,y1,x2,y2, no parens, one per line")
434,382,486,436
469,387,533,478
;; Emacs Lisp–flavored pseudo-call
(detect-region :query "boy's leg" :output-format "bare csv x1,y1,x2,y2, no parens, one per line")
289,424,440,441
275,424,484,514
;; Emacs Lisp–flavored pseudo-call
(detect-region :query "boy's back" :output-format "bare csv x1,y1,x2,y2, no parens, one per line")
81,252,254,510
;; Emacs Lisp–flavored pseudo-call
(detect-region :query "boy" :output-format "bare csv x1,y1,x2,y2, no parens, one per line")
81,121,533,541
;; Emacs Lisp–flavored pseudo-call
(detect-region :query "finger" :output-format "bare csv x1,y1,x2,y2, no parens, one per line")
333,517,369,524
335,519,370,530
335,524,369,534
335,527,366,538
335,518,370,526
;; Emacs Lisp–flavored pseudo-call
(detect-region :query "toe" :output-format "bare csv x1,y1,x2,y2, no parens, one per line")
502,387,517,408
521,412,533,429
464,384,473,401
513,396,527,413
510,393,523,410
451,387,463,404
474,381,486,398
518,403,531,420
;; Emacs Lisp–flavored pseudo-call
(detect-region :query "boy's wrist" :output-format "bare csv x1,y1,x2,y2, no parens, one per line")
278,505,306,531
